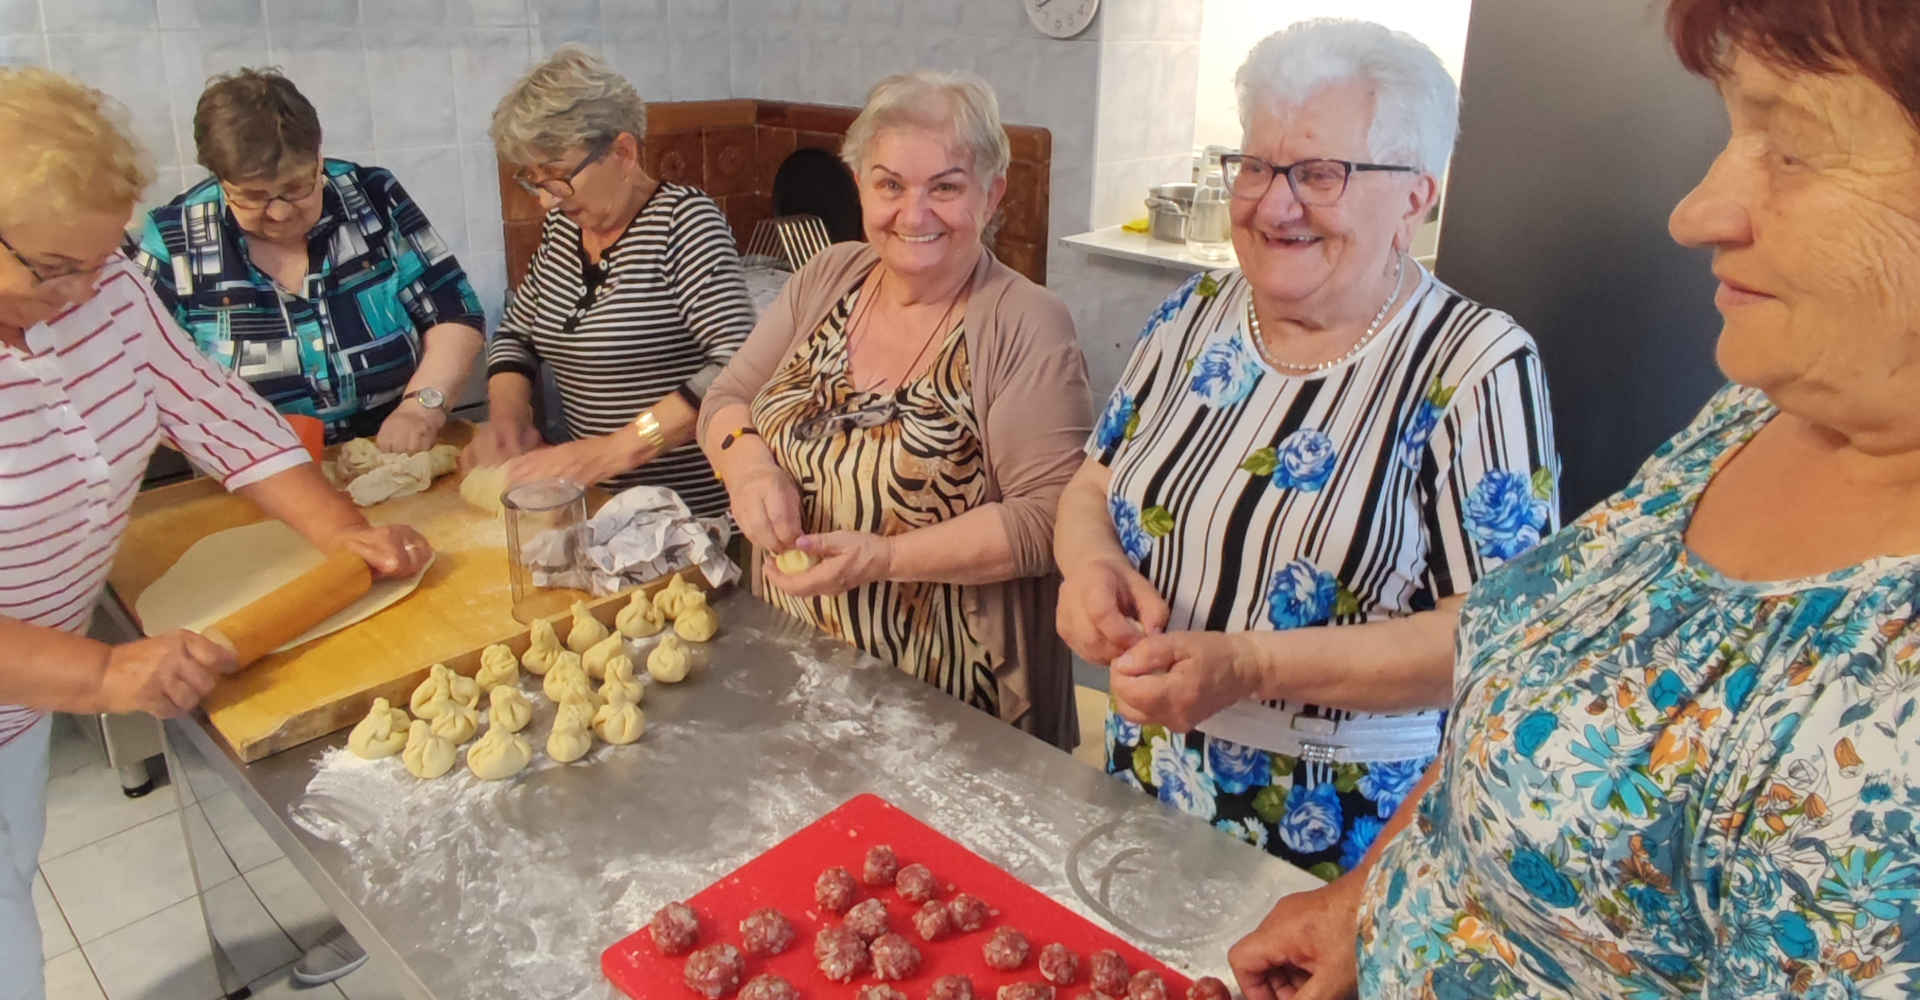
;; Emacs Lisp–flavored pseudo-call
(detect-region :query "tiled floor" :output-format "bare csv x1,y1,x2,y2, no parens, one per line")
36,688,1114,999
33,715,405,1000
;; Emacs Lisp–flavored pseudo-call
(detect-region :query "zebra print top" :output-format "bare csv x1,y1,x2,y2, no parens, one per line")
750,288,999,716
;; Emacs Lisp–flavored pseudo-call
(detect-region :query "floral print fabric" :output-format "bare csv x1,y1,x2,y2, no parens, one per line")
1361,383,1920,997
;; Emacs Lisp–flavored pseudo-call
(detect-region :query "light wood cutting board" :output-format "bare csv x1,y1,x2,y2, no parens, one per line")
105,438,698,762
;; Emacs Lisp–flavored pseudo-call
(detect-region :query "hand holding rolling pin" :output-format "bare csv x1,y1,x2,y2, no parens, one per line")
99,630,237,718
328,524,434,579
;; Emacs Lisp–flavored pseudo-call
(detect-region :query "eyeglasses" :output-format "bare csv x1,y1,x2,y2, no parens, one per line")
793,391,899,441
0,227,106,293
222,165,322,211
1219,154,1418,206
514,138,613,201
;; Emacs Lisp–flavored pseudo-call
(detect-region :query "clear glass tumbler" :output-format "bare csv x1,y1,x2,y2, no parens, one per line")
504,478,590,623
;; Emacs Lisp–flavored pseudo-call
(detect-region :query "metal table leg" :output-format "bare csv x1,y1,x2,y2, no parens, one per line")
163,727,252,1000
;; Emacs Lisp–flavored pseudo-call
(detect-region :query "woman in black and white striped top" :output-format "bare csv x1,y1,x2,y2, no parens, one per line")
466,46,753,516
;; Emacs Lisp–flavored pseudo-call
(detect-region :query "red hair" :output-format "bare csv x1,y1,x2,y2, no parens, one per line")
1667,0,1920,129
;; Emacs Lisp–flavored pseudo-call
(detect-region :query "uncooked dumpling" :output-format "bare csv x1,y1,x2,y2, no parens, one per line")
489,685,533,733
674,591,719,642
475,643,520,691
774,549,816,574
615,590,665,637
593,699,645,744
653,574,701,620
345,451,434,507
581,632,625,681
567,599,610,654
459,464,509,517
336,437,384,479
543,656,589,703
552,672,602,713
648,634,692,683
467,725,532,780
427,443,459,477
600,653,642,705
547,700,595,763
401,720,456,779
523,618,564,676
410,663,478,719
430,702,480,744
347,697,409,759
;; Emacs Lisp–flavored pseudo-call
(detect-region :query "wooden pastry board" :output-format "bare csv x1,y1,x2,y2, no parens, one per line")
105,431,709,762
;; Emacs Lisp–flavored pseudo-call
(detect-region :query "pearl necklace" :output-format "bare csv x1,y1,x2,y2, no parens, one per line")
1248,252,1407,374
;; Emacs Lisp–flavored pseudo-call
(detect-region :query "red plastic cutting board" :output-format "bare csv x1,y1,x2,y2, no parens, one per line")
603,794,1196,1000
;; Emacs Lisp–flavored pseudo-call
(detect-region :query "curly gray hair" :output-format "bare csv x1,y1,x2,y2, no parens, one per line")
841,71,1011,181
1235,18,1459,178
490,45,647,166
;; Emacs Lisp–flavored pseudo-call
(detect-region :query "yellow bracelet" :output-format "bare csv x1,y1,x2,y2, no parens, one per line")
633,411,665,451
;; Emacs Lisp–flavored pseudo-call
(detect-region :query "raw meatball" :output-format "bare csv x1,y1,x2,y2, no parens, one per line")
815,925,870,983
1127,971,1167,1000
740,975,798,1000
1187,977,1230,1000
912,898,953,941
863,843,901,886
929,975,976,1000
983,926,1031,971
739,908,795,956
870,932,923,981
816,865,859,914
845,897,891,940
650,901,700,956
947,892,991,932
998,986,1056,1000
896,862,940,902
683,943,744,999
1089,950,1130,997
857,987,908,1000
1038,943,1080,986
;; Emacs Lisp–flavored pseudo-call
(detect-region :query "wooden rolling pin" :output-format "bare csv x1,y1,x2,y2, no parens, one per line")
201,550,373,667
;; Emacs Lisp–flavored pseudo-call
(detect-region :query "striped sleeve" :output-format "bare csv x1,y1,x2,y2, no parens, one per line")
121,266,306,489
1420,319,1560,597
486,217,551,379
663,194,754,401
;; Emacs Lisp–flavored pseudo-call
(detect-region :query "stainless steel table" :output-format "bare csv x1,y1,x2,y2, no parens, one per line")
162,594,1320,1000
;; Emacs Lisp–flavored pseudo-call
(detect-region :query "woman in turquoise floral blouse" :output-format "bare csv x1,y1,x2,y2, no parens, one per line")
1226,2,1920,997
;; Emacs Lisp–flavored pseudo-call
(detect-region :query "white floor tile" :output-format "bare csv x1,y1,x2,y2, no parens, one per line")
47,714,107,779
203,877,301,984
167,732,229,805
82,896,220,1000
336,950,414,1000
246,857,339,951
41,812,200,943
184,801,245,888
42,948,107,1000
200,790,286,873
32,871,76,959
249,961,348,998
38,762,178,861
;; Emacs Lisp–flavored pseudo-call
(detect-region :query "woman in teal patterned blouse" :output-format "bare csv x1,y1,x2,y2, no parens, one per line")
1226,2,1920,997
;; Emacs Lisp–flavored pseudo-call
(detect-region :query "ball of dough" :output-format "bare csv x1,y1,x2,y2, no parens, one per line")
547,700,596,763
409,663,478,719
542,656,590,703
600,654,643,705
653,574,700,620
592,699,645,744
488,685,533,733
674,593,719,643
774,549,816,574
475,643,520,691
346,451,434,507
581,631,625,681
347,697,409,759
401,719,455,779
566,599,610,654
616,590,666,638
647,635,692,683
429,702,480,745
467,725,533,780
426,443,459,477
523,618,564,676
459,464,509,517
336,437,384,479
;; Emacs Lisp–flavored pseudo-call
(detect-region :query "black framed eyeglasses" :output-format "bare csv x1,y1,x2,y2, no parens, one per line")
793,391,899,441
514,137,613,201
0,227,104,289
1219,154,1418,206
221,163,323,211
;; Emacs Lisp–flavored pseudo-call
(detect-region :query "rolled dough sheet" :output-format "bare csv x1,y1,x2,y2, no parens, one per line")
135,520,431,653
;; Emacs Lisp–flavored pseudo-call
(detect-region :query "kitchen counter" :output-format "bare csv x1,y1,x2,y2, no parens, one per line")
151,594,1321,1000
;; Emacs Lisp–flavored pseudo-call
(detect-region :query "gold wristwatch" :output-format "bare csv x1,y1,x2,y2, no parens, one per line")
633,410,665,452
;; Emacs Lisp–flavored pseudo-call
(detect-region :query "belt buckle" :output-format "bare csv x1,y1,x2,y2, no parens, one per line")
1290,716,1343,765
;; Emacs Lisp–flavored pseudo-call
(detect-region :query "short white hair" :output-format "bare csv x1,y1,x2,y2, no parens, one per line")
1235,18,1459,178
841,71,1012,181
491,45,648,167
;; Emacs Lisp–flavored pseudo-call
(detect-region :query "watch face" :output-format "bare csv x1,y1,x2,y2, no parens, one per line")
1025,0,1098,39
416,387,445,409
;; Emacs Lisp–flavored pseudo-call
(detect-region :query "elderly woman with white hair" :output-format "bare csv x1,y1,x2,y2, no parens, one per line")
464,45,755,515
1052,19,1560,875
699,71,1092,747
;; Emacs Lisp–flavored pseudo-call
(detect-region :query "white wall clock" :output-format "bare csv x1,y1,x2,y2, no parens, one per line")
1025,0,1099,39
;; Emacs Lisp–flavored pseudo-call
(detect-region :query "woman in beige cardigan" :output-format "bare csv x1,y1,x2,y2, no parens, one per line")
700,71,1091,748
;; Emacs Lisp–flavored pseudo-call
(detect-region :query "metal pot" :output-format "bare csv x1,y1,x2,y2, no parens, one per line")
1145,182,1195,243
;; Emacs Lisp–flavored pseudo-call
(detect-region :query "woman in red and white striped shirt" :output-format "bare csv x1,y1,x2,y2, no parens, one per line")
0,68,433,998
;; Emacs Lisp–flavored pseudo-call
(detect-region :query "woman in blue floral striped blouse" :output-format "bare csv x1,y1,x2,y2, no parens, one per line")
1225,2,1920,997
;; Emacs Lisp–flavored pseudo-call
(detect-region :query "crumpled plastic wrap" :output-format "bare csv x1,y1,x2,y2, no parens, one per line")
524,485,739,594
